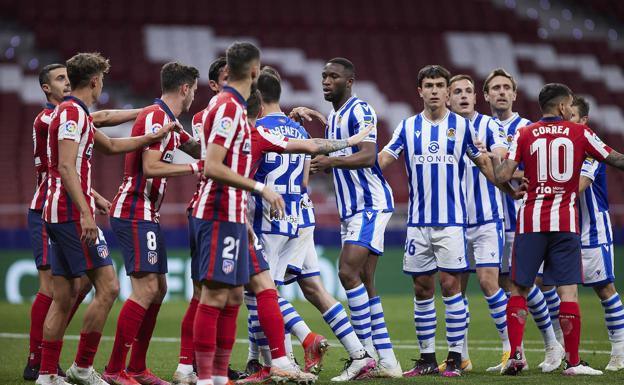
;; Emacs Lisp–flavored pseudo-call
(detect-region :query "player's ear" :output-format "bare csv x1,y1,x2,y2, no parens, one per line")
418,87,424,98
41,84,50,95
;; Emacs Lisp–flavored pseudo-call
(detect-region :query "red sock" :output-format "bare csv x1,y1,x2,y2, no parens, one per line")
106,299,146,373
74,331,102,368
179,298,199,365
39,340,63,375
506,295,528,356
194,304,221,380
559,301,581,366
128,303,161,373
67,291,88,326
214,305,240,377
29,292,53,366
256,289,287,359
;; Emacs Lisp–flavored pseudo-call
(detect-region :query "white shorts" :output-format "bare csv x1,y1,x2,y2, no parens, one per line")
261,233,299,285
284,225,321,284
582,244,615,286
403,226,468,275
501,231,514,274
341,210,392,255
466,221,504,271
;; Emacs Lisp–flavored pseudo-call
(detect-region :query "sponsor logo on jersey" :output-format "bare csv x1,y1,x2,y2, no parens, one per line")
242,139,251,153
97,244,109,259
85,144,93,158
222,259,235,274
147,251,158,265
163,151,174,163
428,141,440,154
413,154,456,165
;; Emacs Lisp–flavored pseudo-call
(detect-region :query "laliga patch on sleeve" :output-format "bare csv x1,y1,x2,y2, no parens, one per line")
192,123,202,140
59,120,79,140
150,123,163,134
215,117,234,137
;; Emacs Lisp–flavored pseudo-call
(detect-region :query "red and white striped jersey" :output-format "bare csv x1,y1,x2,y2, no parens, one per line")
110,99,192,222
192,86,253,223
186,104,211,212
508,117,611,233
43,96,96,223
30,103,56,211
250,125,289,177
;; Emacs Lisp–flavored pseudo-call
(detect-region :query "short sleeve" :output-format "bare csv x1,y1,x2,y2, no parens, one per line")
507,127,523,162
255,126,288,153
352,103,377,143
582,126,612,162
382,120,406,159
463,119,481,159
179,127,193,146
207,102,242,150
580,157,599,181
143,110,168,151
57,106,83,143
488,120,507,151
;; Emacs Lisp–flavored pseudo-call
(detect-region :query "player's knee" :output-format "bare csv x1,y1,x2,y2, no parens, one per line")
338,268,359,289
97,279,120,305
439,275,461,297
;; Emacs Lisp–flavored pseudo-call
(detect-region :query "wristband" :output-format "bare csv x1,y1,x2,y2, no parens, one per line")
190,162,199,174
253,181,265,193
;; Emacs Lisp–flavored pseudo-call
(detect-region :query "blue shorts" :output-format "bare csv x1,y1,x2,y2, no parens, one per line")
45,221,112,277
188,213,200,281
248,235,269,277
28,209,52,269
191,217,249,286
512,232,582,287
110,217,168,275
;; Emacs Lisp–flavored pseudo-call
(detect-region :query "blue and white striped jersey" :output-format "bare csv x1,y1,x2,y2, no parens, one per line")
579,158,612,247
326,96,394,220
298,189,316,228
383,110,480,226
498,113,532,232
464,112,507,226
253,113,308,236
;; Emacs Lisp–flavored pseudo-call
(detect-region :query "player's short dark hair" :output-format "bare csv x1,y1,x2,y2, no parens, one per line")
261,65,281,81
483,68,517,93
417,65,451,88
39,63,66,87
247,89,262,121
327,57,355,78
257,70,281,104
226,42,261,81
449,74,474,88
208,56,226,83
161,62,200,93
573,95,590,118
538,83,573,113
65,52,110,90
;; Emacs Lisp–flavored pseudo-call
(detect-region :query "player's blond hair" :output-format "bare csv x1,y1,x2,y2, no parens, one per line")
483,68,517,93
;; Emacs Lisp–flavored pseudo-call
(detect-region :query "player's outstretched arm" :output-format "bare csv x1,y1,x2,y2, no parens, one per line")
204,143,285,218
93,121,180,155
92,108,142,128
288,107,327,125
492,155,519,185
603,150,624,171
142,149,203,178
58,140,98,245
285,124,373,155
377,150,397,170
178,139,202,159
473,152,524,199
311,141,377,173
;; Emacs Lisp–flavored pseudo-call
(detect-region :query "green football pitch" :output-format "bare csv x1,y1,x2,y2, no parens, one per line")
1,247,623,385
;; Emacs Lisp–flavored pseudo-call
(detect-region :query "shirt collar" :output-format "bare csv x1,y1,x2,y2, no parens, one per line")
154,98,177,120
222,85,247,107
45,102,55,110
63,95,90,116
540,116,563,122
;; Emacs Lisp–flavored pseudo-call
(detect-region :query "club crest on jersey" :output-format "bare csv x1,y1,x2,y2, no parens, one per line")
97,245,109,259
447,128,456,141
147,251,158,265
162,151,174,163
427,141,440,154
215,117,233,137
507,134,514,143
222,259,235,274
150,123,163,134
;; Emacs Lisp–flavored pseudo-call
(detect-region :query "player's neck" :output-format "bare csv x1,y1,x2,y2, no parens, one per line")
495,109,514,122
423,105,448,123
332,91,352,111
70,88,94,108
159,95,183,117
46,94,63,106
262,103,282,115
227,79,252,101
458,110,477,120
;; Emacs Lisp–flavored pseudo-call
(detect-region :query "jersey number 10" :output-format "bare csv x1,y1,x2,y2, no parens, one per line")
530,137,574,183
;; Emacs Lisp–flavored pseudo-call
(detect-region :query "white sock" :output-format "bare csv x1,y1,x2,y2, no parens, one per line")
346,284,374,355
369,296,398,366
322,302,366,358
176,363,194,374
462,297,470,360
485,288,511,352
278,296,311,342
212,376,228,385
413,297,436,354
443,293,467,354
527,285,558,346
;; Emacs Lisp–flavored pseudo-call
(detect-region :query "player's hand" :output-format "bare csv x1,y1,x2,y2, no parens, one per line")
310,154,333,174
261,187,285,219
346,123,373,147
94,195,112,215
80,212,98,246
289,107,327,125
473,139,488,154
509,182,528,200
511,169,524,182
150,121,182,142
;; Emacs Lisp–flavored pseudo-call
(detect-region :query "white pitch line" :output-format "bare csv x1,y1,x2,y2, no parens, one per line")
0,333,611,355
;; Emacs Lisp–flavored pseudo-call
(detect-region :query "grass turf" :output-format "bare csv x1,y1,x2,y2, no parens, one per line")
1,292,623,384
